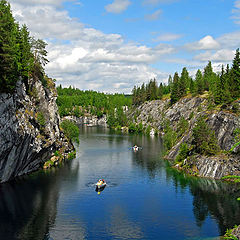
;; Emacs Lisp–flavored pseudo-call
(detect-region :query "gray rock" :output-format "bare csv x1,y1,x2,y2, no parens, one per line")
0,79,74,183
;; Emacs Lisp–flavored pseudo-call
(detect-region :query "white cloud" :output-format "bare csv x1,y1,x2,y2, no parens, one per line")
232,0,240,24
145,9,162,21
142,0,178,5
185,35,220,51
9,1,170,93
194,49,235,62
105,0,131,14
153,33,182,42
217,31,240,49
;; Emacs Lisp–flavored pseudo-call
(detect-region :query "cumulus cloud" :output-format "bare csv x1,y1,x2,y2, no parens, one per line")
153,33,182,42
105,0,131,14
9,1,170,93
145,9,162,21
194,49,235,62
185,35,220,51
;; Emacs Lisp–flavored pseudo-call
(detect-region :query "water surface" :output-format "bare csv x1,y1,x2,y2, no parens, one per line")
0,126,240,240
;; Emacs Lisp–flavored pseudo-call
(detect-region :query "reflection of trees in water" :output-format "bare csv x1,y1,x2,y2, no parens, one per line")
166,167,240,235
0,161,79,240
130,134,165,178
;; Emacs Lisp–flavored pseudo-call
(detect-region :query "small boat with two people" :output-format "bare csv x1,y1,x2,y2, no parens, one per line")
96,179,106,190
132,145,139,151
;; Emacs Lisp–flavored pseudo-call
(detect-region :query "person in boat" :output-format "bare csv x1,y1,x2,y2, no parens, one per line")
133,145,138,150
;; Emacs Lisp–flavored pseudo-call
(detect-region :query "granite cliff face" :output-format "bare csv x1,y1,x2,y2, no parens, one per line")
0,78,74,183
131,96,240,179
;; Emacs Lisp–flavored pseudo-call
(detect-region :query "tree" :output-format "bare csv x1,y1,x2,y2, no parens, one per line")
158,83,163,99
18,24,34,86
0,0,19,92
171,72,180,104
192,117,220,155
195,69,204,94
229,48,240,99
179,67,189,97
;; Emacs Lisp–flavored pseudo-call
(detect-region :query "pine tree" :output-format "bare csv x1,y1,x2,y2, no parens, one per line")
171,72,180,105
158,82,163,99
0,0,19,92
229,48,240,99
179,67,189,97
195,69,204,94
19,24,33,83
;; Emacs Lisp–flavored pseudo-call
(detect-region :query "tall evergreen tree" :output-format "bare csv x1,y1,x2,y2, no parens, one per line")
179,67,189,97
158,82,163,99
171,72,180,105
195,69,204,94
229,48,240,99
0,0,19,92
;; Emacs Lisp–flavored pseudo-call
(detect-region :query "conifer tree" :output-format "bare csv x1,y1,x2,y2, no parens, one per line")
0,0,19,92
229,48,240,99
179,67,189,97
195,69,204,94
171,72,180,105
158,83,163,99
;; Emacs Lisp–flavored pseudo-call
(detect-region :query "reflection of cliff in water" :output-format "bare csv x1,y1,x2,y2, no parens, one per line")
0,161,79,240
131,134,165,178
166,167,240,236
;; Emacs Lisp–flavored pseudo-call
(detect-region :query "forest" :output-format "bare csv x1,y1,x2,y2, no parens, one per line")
132,50,240,107
0,0,48,93
57,86,132,128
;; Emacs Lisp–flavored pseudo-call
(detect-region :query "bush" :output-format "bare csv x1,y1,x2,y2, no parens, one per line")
192,117,220,155
175,143,189,163
60,120,79,143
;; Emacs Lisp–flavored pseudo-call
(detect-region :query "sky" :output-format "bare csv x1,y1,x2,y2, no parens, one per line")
8,0,240,93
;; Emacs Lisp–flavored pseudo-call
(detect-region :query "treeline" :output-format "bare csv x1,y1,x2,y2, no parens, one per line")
56,86,132,127
132,49,240,106
0,0,48,93
132,79,170,106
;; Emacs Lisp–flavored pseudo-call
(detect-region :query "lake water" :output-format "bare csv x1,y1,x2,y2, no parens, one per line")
0,126,240,240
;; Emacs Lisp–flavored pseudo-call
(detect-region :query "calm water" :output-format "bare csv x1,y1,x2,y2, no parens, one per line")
1,126,240,240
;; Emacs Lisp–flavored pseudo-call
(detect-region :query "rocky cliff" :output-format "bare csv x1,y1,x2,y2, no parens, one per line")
0,78,74,183
130,95,240,179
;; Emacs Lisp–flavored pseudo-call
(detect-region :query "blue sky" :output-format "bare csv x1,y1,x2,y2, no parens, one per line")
9,0,240,93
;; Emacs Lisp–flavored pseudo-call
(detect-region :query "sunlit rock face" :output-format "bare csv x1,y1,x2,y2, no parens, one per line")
0,79,74,183
131,96,240,179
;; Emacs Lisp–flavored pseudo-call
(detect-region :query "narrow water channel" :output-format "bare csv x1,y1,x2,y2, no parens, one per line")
0,126,240,240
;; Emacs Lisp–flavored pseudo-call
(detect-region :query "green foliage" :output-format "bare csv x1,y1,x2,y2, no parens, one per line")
54,151,60,157
132,79,170,106
145,125,151,135
67,151,76,160
170,72,180,105
177,117,189,137
175,143,189,163
163,120,177,150
0,0,47,93
37,112,45,127
60,120,80,143
192,117,220,155
189,111,194,120
57,87,131,129
224,226,239,240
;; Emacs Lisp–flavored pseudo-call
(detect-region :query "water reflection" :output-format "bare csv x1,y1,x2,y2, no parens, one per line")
0,161,78,240
165,167,240,236
0,126,240,240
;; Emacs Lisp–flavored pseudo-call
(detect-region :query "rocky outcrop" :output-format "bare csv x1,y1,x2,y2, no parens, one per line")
0,78,74,183
62,114,107,126
131,95,240,179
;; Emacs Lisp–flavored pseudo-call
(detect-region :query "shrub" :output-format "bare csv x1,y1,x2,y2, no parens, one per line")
60,120,80,143
192,117,220,155
175,143,189,163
